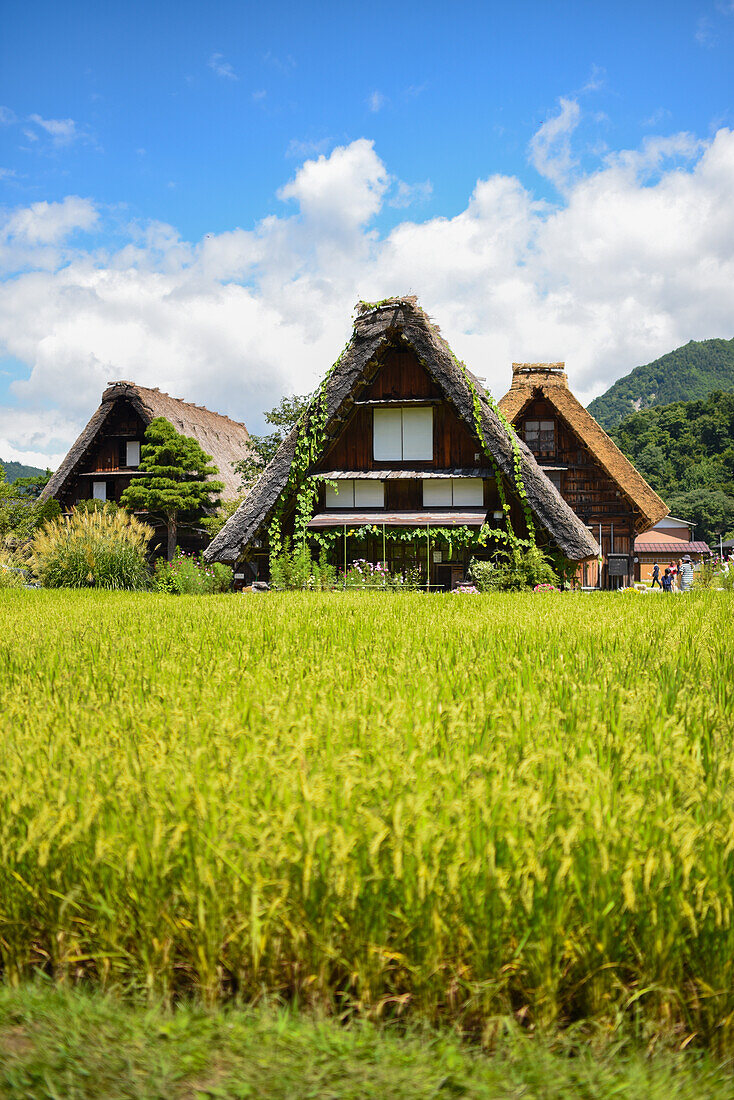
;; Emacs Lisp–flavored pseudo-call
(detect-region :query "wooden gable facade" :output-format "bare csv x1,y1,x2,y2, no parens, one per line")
305,346,514,589
205,298,599,585
47,394,150,512
499,363,668,588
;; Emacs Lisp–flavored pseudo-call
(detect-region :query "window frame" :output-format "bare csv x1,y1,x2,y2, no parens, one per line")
523,418,556,457
373,406,434,462
422,477,484,508
324,479,385,510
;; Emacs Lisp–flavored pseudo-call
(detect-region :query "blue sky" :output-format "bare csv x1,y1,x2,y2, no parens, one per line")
1,1,734,464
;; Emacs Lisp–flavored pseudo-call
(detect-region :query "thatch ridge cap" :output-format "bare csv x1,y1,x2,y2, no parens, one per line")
102,380,250,432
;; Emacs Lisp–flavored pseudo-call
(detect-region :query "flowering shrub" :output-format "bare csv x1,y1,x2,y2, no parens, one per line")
341,560,422,589
533,583,560,593
452,584,480,594
153,549,232,594
343,559,390,587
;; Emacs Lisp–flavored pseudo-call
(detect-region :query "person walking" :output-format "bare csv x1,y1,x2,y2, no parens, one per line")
650,562,661,589
679,555,694,592
669,560,678,589
662,568,673,592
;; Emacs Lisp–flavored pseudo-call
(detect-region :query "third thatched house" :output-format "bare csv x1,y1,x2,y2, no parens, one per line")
498,363,668,587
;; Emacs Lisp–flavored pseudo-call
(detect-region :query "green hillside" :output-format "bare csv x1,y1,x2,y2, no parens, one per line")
588,338,734,431
0,458,45,483
610,390,734,543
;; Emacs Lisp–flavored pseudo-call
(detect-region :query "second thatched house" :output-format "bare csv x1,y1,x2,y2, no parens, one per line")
205,297,598,587
41,381,251,553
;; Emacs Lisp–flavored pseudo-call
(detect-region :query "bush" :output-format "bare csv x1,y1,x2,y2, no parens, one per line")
693,559,719,591
470,545,558,592
153,549,233,594
269,544,337,590
29,509,153,590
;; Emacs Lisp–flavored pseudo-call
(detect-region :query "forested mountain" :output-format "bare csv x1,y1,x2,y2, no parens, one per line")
588,338,734,431
0,459,45,483
610,391,734,543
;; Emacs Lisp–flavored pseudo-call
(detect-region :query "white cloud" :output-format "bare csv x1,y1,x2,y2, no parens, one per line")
208,52,238,80
28,114,79,145
367,91,387,113
0,107,16,125
1,126,734,466
528,97,581,190
277,138,389,239
389,179,433,208
1,197,98,246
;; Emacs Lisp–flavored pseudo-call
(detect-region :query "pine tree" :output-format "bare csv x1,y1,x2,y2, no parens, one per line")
120,418,224,560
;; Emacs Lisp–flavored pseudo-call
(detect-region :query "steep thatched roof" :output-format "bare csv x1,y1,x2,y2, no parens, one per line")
205,297,599,563
41,381,251,501
498,364,668,531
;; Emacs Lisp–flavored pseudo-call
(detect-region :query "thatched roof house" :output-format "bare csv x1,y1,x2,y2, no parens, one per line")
205,298,598,579
42,381,251,510
498,363,668,587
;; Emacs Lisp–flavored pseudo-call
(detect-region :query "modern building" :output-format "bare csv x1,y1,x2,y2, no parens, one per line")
633,516,711,582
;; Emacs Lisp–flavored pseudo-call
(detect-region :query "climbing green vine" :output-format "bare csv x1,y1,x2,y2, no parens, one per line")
448,349,536,543
306,522,529,560
268,340,350,571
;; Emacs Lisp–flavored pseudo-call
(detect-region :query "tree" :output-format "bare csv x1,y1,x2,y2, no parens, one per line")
234,393,310,491
120,418,224,560
11,469,53,499
0,463,60,542
666,489,734,545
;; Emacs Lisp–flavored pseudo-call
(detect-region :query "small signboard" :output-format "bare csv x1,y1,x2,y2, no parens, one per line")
607,555,629,577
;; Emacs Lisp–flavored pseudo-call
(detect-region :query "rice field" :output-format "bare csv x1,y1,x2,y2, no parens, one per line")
1,590,733,1048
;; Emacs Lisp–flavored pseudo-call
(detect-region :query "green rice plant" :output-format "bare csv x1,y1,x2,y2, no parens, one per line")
29,507,153,590
0,590,732,1051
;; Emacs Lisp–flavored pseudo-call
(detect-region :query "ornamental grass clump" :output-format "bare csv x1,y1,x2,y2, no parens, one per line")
29,507,153,590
